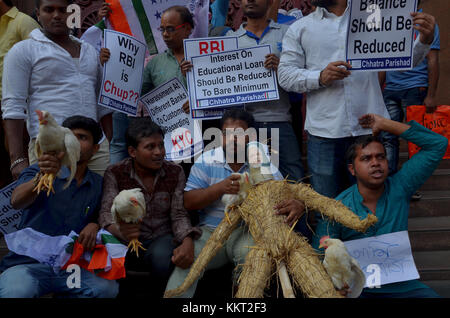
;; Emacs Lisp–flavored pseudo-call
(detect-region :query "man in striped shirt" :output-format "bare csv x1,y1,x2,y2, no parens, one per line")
165,108,306,297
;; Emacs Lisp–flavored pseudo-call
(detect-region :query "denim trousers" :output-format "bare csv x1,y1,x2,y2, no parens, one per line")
109,111,130,164
0,263,119,298
254,121,305,182
307,133,360,199
382,87,428,174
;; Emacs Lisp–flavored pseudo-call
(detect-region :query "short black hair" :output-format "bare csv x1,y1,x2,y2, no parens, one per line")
3,0,14,7
163,5,195,29
126,117,164,149
62,115,103,145
345,135,385,165
35,0,74,9
219,108,255,130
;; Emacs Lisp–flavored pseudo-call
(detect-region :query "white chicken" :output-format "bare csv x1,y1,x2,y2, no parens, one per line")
34,110,80,196
111,188,146,256
319,236,366,298
221,172,252,224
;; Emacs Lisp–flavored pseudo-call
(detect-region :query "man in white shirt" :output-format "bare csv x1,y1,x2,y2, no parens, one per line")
1,0,112,179
277,0,436,198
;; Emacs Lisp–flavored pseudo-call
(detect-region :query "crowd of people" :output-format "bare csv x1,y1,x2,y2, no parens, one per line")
0,0,446,299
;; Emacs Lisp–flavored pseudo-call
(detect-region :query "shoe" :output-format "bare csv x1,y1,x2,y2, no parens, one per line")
411,191,422,201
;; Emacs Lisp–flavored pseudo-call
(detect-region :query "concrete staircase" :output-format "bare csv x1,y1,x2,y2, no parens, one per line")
401,142,450,298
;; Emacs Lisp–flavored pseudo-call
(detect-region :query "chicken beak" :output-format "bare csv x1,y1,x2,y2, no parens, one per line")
35,110,47,125
130,197,139,207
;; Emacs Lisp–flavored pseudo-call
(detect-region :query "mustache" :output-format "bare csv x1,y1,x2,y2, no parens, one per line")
311,0,337,7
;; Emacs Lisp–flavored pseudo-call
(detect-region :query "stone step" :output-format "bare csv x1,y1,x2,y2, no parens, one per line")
409,217,450,251
421,280,450,298
409,190,450,218
416,169,450,191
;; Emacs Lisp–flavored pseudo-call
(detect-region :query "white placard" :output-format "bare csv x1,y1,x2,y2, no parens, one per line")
98,30,146,115
346,0,417,71
0,182,23,235
344,231,420,287
140,78,203,161
184,36,240,119
189,45,279,109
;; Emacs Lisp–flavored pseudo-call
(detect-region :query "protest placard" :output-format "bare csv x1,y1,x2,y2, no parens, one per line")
344,231,420,287
346,0,417,71
141,78,203,161
0,182,23,235
184,36,240,120
189,45,279,109
98,30,146,115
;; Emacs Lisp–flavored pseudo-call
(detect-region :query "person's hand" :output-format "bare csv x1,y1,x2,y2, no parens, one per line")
181,100,190,114
337,283,351,297
264,54,280,71
78,223,100,251
180,59,193,76
98,1,112,20
274,199,305,227
358,113,385,136
219,174,242,195
424,95,437,113
411,12,436,45
171,236,195,269
319,61,352,87
38,152,65,175
10,159,29,180
100,48,111,66
118,222,141,243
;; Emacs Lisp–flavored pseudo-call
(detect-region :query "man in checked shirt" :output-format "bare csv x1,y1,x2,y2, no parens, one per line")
99,117,201,297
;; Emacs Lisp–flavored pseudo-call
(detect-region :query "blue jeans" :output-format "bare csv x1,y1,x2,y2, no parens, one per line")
254,121,304,182
109,112,130,164
382,87,428,174
307,133,360,198
0,263,119,298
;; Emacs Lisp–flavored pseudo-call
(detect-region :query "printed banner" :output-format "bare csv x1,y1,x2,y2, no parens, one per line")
344,231,420,287
140,78,203,161
189,45,279,109
99,30,147,115
0,182,23,235
346,0,417,71
184,36,240,119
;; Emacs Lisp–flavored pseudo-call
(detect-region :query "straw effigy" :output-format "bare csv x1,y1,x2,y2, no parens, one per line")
164,180,378,298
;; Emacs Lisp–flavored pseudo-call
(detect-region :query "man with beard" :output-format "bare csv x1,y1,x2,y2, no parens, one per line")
312,113,447,297
165,108,306,298
225,0,305,185
278,0,437,199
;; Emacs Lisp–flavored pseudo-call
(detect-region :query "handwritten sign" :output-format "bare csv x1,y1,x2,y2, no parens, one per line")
140,78,203,161
184,37,240,119
0,182,23,235
99,30,146,115
344,231,420,287
346,0,417,71
189,45,279,109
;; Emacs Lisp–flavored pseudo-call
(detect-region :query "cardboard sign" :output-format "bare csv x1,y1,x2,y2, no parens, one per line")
344,231,420,287
99,30,146,115
0,182,23,235
189,45,279,109
184,37,240,120
140,78,203,161
346,0,417,71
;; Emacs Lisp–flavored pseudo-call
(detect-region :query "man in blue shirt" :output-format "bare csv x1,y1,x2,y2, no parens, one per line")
380,0,441,184
312,113,448,298
0,116,118,298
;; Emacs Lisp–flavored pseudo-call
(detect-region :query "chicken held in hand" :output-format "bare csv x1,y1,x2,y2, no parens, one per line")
319,236,366,298
34,110,80,196
111,188,146,257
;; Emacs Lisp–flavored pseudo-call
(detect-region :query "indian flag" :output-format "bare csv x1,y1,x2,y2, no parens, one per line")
5,228,128,280
81,0,209,56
